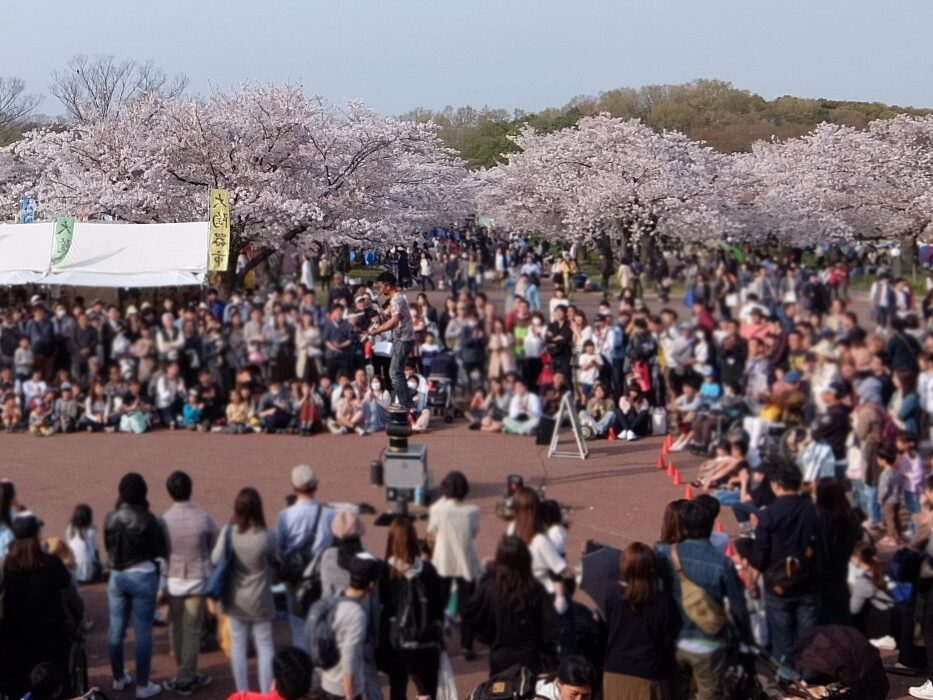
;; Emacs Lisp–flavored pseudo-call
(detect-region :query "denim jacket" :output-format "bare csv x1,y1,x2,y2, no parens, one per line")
655,538,751,645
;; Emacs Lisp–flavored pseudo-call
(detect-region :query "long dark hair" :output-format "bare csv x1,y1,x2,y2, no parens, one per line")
69,504,93,537
6,537,44,572
815,478,854,523
232,488,266,533
385,517,419,577
493,535,538,609
0,481,15,528
621,542,658,613
512,487,544,544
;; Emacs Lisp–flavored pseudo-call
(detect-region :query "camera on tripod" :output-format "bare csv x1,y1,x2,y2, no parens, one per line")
370,406,428,522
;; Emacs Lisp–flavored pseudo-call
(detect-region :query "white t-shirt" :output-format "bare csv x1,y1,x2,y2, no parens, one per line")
506,524,567,594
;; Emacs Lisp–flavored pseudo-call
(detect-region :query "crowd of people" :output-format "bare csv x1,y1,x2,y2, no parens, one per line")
4,228,933,699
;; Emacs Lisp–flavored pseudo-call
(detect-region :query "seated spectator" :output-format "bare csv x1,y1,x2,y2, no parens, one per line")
668,382,701,452
258,380,293,434
466,376,512,432
536,657,597,700
328,383,365,435
616,384,652,441
226,388,252,434
182,388,205,430
578,382,616,439
360,375,391,434
503,379,541,435
66,503,101,584
52,383,78,433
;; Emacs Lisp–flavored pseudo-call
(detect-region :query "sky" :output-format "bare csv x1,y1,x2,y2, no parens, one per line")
3,0,932,117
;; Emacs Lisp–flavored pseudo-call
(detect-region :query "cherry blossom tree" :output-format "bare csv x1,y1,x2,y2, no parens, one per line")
4,85,472,287
474,114,738,266
734,116,933,259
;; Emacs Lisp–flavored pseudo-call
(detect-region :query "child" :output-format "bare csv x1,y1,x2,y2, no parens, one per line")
13,337,33,384
420,332,441,376
877,446,905,546
225,388,250,434
895,431,924,531
66,503,102,584
576,340,602,398
182,388,205,430
669,382,702,452
53,383,79,433
1,388,21,431
698,370,723,408
28,391,54,437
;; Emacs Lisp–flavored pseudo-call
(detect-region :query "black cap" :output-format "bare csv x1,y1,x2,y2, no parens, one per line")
11,514,40,540
348,555,383,588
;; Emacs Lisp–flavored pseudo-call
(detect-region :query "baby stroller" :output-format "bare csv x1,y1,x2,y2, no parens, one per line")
427,351,457,423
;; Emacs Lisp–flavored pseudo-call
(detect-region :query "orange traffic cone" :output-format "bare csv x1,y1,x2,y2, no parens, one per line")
667,461,675,477
664,433,674,450
715,520,725,533
673,470,683,486
657,454,666,470
608,427,617,441
684,485,694,500
725,540,736,558
661,441,669,457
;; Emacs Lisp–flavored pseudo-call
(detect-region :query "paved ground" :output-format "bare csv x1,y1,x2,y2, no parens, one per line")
3,284,919,698
2,422,686,698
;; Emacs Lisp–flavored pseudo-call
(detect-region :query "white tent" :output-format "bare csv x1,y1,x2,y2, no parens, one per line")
0,222,54,285
0,221,209,287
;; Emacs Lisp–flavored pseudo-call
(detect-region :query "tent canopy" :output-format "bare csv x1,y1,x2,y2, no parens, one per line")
0,221,209,287
0,222,53,285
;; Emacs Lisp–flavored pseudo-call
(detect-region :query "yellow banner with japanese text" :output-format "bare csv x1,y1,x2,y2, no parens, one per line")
208,188,231,272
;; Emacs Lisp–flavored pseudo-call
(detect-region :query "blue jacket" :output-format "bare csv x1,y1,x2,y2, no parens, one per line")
656,539,750,645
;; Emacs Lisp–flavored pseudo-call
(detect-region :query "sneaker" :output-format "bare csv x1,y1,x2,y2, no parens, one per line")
162,681,192,697
114,672,134,691
870,635,897,650
136,682,163,699
355,427,367,436
326,418,342,434
910,680,933,699
191,675,212,690
625,430,637,441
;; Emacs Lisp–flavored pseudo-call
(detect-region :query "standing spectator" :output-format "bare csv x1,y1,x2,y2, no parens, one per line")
0,516,73,700
316,556,383,700
463,535,559,675
655,500,750,700
545,305,574,383
275,465,334,650
747,459,826,668
322,305,353,381
225,647,313,700
379,517,445,700
161,471,217,694
428,471,482,660
877,446,905,546
814,478,861,626
105,473,167,698
214,488,278,692
603,542,677,700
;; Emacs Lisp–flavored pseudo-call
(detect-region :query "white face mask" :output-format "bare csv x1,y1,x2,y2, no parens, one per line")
371,382,381,391
407,380,418,391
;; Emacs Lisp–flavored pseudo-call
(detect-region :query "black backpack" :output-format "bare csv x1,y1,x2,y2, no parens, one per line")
389,573,441,651
467,665,537,700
